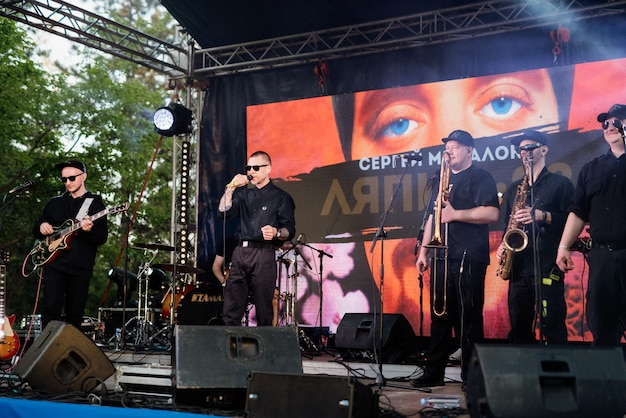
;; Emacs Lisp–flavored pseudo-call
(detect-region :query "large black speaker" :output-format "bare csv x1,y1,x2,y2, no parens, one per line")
174,325,302,408
13,320,115,394
466,344,626,418
246,372,378,418
335,313,416,363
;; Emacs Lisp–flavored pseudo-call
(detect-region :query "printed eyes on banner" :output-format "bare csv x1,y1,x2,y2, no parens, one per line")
369,103,424,147
480,96,523,118
381,118,419,139
476,83,530,120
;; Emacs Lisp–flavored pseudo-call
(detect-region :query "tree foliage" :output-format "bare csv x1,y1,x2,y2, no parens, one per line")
0,1,188,325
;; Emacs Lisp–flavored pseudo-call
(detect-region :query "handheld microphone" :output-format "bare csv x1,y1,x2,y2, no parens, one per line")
227,175,252,189
518,143,543,152
9,180,35,194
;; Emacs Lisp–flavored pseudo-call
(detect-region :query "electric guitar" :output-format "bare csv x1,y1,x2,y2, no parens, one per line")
0,250,19,361
28,202,129,269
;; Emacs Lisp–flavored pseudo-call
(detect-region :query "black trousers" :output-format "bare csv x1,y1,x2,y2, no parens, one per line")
223,245,276,326
425,257,486,381
508,268,567,345
586,247,626,346
42,266,92,330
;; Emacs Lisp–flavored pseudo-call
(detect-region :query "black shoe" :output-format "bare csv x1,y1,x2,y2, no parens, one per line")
409,375,445,388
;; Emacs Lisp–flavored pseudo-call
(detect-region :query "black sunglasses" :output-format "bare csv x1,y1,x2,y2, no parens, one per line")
602,119,623,130
60,173,84,183
245,164,269,171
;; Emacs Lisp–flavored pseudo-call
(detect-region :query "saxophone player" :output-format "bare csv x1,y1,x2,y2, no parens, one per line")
412,130,499,389
497,130,574,345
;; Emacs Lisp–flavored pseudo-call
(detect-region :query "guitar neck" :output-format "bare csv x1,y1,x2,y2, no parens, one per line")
0,264,6,319
50,207,112,242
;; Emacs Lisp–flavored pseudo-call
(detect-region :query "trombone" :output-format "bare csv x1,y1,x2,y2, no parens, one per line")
425,151,450,316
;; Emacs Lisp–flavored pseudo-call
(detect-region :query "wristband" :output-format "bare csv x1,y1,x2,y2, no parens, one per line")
558,244,569,249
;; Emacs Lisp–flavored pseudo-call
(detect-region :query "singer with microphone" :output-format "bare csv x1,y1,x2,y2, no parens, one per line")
218,151,296,326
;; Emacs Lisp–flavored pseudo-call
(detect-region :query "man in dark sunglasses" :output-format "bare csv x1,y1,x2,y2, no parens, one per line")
32,159,108,330
557,103,626,350
218,151,296,326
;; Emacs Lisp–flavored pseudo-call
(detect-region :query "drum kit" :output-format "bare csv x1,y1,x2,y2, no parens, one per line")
111,242,222,349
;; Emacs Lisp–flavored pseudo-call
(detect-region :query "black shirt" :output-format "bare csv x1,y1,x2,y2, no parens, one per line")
504,167,574,276
432,165,499,265
32,191,108,273
569,149,626,244
226,180,296,243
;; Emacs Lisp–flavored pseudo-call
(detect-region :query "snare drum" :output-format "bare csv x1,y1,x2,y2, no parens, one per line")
176,283,225,325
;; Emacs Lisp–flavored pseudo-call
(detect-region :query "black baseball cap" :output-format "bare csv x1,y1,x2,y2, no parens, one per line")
54,159,87,173
597,104,626,123
511,130,548,147
442,130,474,147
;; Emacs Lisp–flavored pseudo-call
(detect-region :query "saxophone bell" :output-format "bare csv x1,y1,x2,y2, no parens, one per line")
502,228,529,252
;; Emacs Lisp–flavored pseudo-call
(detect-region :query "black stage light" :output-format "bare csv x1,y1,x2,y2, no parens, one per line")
153,103,193,137
107,267,138,286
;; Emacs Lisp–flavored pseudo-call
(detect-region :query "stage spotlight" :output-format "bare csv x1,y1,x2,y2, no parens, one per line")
108,267,138,304
147,267,168,292
153,103,193,137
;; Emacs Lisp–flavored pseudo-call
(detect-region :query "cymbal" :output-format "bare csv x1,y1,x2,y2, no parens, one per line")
132,242,176,252
154,263,205,275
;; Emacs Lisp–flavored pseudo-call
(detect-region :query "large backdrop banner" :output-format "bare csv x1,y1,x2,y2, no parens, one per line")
201,56,626,341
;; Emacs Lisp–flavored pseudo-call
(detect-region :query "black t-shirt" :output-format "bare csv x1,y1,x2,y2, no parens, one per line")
432,165,499,265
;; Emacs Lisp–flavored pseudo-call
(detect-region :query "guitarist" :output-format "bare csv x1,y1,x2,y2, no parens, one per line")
32,160,108,330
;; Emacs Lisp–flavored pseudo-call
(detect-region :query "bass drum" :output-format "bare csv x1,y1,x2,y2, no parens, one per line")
176,283,225,325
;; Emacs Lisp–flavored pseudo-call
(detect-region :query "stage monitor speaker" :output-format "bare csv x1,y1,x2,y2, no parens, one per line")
335,313,416,363
174,325,302,408
13,320,115,394
466,344,626,418
246,372,379,418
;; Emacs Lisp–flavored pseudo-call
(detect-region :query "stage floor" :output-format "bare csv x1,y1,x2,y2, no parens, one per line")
1,342,469,418
108,348,467,417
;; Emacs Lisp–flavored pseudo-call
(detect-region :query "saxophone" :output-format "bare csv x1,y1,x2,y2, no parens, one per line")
496,174,529,281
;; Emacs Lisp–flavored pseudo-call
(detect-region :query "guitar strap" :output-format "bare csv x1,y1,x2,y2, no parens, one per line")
75,197,94,221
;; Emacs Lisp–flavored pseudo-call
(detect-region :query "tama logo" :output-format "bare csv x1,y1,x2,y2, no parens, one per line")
189,293,223,303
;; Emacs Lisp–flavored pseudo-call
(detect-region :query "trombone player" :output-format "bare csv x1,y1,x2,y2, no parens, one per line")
497,130,573,345
412,130,499,389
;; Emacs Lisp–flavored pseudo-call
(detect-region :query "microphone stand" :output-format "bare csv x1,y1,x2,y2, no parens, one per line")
297,240,329,349
119,212,133,350
415,178,436,339
369,160,413,389
526,153,544,344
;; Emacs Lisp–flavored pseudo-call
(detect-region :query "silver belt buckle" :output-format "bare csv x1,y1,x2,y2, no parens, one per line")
242,240,249,248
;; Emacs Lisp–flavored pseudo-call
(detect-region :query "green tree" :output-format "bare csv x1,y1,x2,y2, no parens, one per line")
0,0,187,329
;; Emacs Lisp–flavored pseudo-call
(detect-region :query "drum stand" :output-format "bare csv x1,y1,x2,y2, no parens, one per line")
278,246,318,356
124,249,164,348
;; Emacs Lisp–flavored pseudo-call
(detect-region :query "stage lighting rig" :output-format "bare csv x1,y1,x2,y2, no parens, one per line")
153,102,193,137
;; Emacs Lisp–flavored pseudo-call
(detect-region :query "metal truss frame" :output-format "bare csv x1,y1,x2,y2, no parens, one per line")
2,1,625,79
194,0,626,77
0,0,187,77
